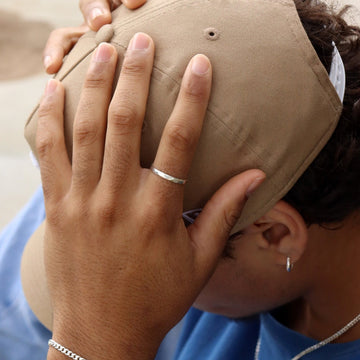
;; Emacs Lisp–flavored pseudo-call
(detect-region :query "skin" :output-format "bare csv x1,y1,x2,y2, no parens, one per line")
194,207,360,344
43,0,147,74
39,35,264,360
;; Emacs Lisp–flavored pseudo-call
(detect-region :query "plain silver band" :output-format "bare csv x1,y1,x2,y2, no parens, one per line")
150,165,187,185
286,256,293,273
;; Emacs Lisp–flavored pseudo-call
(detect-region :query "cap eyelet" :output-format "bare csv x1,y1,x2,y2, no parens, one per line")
204,27,220,41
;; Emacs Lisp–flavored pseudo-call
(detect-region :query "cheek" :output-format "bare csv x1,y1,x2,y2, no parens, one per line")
194,258,269,318
193,237,297,318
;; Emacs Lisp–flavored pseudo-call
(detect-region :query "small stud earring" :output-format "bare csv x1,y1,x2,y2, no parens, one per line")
286,257,293,273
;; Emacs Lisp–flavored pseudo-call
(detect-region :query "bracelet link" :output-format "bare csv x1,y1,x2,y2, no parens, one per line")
48,339,88,360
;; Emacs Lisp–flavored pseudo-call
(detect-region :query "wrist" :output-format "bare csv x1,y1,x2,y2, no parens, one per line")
48,340,87,360
49,315,161,360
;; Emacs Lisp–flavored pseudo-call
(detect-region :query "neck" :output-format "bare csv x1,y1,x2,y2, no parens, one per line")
284,297,360,343
282,215,360,343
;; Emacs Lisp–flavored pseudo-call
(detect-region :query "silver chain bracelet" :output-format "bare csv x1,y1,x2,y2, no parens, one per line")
48,339,88,360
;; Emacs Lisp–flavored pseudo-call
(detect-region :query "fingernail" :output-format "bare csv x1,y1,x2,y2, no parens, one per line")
93,42,113,62
44,55,52,70
128,33,151,50
191,54,210,75
246,176,266,198
45,79,57,96
91,7,105,21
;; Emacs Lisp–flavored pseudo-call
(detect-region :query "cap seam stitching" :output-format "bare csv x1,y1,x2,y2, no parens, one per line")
240,116,340,226
239,0,343,227
111,0,184,30
285,0,342,113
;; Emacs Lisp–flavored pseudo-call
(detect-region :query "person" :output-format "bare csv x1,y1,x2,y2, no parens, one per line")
1,1,360,360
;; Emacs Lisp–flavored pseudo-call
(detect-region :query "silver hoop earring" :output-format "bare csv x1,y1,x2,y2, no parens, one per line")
286,257,293,273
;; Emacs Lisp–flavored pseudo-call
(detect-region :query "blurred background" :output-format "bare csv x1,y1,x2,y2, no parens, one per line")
0,0,359,230
0,1,82,229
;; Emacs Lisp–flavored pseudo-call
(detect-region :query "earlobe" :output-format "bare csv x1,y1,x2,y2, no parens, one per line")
254,201,308,268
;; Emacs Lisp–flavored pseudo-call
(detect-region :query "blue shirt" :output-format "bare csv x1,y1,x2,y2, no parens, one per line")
258,312,360,359
175,308,259,359
175,309,360,359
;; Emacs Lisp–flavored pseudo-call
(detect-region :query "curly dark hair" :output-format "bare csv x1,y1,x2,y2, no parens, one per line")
283,0,360,225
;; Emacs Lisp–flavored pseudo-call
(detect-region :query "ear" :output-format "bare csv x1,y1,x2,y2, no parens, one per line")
253,201,308,267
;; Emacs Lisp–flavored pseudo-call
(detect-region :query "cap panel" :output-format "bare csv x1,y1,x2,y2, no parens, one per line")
107,0,343,230
234,0,343,229
24,0,342,231
107,0,342,230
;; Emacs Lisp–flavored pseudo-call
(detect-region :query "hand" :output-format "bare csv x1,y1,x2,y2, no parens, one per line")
43,24,89,74
37,33,264,360
43,0,147,74
80,0,147,30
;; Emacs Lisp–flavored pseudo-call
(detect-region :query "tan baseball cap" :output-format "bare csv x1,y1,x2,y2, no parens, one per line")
22,0,343,330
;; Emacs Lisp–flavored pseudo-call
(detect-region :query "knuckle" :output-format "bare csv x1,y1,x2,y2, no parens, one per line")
108,103,139,134
47,28,74,49
84,73,108,89
183,76,209,103
142,189,177,223
36,131,58,158
57,28,72,39
73,118,99,146
94,199,118,226
38,100,56,119
122,54,147,77
166,124,197,152
57,27,70,37
223,207,241,233
48,28,64,41
138,207,162,234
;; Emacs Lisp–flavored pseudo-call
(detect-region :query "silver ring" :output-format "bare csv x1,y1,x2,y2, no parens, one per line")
286,257,293,273
150,165,187,185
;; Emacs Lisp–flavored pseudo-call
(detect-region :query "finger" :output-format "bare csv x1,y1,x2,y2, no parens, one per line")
111,0,123,7
43,25,89,74
189,170,266,270
150,55,212,206
122,0,147,9
37,80,72,202
100,33,154,189
71,43,118,192
80,0,112,31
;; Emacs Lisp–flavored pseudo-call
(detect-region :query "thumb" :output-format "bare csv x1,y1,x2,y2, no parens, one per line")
81,1,112,31
189,169,266,270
